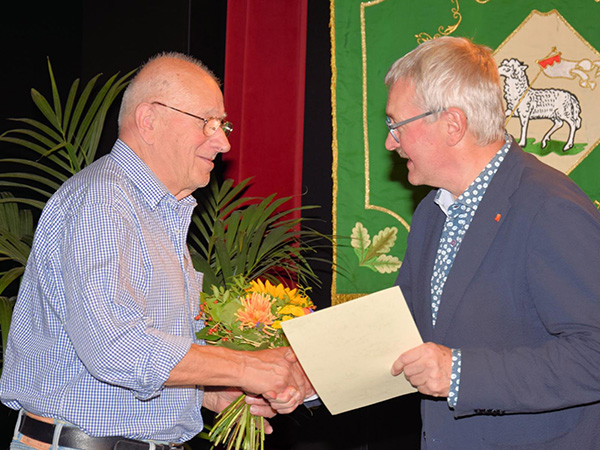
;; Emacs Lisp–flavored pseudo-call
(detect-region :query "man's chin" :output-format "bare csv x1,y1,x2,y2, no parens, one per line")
197,179,210,189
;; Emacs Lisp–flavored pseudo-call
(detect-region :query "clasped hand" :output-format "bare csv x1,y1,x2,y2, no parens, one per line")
241,347,314,414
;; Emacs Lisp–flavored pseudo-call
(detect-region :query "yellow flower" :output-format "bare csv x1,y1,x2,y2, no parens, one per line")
236,293,276,329
272,316,294,329
248,279,314,309
277,304,307,317
247,279,285,298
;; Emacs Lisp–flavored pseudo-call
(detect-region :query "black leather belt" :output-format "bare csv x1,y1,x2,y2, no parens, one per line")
18,414,183,450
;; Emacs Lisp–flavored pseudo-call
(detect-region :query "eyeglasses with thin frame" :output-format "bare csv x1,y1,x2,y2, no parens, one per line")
152,101,233,137
386,111,436,143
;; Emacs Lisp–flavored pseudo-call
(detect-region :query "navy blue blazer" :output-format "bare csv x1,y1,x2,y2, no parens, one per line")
396,140,600,449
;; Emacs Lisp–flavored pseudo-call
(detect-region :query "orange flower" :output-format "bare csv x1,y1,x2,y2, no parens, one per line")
236,292,276,330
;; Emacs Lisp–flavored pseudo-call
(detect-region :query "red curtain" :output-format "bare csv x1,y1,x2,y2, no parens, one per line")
223,0,308,213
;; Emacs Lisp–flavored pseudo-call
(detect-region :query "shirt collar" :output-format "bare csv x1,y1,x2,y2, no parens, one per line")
435,133,512,217
109,139,197,211
434,189,456,216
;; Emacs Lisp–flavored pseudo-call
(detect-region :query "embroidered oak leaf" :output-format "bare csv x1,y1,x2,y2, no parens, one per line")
372,254,402,274
371,227,397,254
351,222,371,260
350,222,401,273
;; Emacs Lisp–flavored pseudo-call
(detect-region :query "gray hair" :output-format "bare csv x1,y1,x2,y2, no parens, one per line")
117,51,219,130
385,37,504,146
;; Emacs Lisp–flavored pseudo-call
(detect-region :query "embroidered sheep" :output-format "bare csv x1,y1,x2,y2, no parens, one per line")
498,58,581,152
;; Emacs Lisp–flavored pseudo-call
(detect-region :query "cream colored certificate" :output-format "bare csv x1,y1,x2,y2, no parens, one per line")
281,286,422,415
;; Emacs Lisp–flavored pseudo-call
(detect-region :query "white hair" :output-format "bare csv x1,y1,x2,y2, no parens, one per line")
385,37,504,146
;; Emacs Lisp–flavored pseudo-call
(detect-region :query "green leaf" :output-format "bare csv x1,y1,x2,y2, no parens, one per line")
214,236,233,283
0,127,59,150
3,118,64,143
0,295,16,374
63,142,81,173
0,136,72,175
189,252,219,291
189,176,330,294
0,63,134,222
195,328,221,341
1,172,61,191
65,73,101,143
0,183,52,203
220,301,242,324
0,135,62,160
30,88,61,132
0,197,46,210
0,267,24,295
62,78,80,133
47,58,63,127
72,72,116,152
0,158,68,184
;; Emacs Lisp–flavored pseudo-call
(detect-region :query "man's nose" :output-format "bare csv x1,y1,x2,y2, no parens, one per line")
385,131,399,151
214,128,232,154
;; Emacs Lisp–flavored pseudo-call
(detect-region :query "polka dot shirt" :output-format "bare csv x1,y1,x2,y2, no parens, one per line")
431,134,511,408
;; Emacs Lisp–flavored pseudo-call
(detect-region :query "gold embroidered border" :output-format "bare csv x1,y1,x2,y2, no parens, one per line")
330,0,341,303
360,0,412,231
415,0,462,44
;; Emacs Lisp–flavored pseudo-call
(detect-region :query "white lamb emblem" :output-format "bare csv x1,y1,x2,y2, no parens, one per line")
498,58,582,152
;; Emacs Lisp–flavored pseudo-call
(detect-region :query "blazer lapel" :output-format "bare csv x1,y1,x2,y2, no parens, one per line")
416,210,445,341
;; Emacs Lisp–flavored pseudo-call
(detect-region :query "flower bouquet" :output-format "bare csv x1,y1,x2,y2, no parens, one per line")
196,274,315,450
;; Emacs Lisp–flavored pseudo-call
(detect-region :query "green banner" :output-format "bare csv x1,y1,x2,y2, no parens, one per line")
331,0,600,303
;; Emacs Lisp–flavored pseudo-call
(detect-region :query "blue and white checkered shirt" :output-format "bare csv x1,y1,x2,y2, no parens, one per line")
0,140,205,443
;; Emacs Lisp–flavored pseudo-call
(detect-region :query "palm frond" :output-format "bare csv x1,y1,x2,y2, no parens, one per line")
0,295,17,375
0,193,34,295
189,177,329,293
0,59,134,211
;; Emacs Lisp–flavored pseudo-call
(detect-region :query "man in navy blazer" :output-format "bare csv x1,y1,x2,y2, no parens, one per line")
385,36,600,448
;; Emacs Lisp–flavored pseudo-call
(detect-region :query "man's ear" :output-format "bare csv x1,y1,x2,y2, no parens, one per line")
443,107,467,146
135,103,156,145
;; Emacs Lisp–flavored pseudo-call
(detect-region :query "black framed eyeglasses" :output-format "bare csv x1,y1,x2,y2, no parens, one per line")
152,101,233,137
386,111,436,143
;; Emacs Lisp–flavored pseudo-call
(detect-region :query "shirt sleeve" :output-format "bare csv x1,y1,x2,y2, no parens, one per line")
61,200,192,400
447,348,461,408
